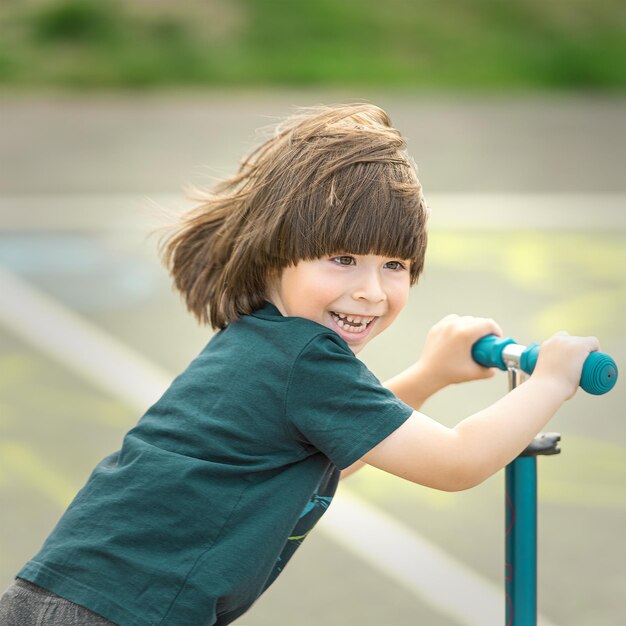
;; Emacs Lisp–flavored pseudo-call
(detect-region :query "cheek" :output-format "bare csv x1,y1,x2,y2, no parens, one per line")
389,281,411,315
308,272,343,301
291,271,338,315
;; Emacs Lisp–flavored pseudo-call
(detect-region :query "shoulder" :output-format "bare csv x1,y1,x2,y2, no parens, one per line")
229,302,352,363
187,305,351,396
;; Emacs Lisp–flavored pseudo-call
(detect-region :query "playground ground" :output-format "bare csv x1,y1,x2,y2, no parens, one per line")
0,92,624,626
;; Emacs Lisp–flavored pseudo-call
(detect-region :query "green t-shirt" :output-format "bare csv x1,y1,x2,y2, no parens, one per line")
19,302,413,625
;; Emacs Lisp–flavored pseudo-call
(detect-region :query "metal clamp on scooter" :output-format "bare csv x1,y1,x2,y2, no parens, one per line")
518,432,561,457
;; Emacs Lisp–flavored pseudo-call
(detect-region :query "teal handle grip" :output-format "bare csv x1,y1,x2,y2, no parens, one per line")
519,344,618,395
471,335,516,371
472,335,618,395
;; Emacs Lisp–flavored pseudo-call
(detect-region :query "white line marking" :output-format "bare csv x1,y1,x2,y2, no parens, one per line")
0,266,170,412
321,489,558,626
0,266,559,626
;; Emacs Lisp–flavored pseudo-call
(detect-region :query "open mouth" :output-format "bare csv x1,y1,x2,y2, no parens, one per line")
330,311,376,334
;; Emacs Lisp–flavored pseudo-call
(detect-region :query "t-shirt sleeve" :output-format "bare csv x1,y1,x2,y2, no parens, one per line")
285,333,414,469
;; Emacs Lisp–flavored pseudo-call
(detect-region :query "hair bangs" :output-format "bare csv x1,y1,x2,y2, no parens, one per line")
278,160,428,283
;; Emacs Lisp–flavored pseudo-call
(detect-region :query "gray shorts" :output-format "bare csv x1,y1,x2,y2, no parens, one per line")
0,579,116,625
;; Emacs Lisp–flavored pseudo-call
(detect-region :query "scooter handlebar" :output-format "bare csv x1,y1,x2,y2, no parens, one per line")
471,334,618,395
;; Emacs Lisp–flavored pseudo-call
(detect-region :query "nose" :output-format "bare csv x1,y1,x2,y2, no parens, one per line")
351,268,387,303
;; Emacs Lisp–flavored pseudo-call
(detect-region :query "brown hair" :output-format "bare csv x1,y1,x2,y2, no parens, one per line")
159,103,429,329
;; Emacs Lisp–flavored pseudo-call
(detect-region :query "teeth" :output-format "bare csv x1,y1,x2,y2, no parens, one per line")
332,312,375,334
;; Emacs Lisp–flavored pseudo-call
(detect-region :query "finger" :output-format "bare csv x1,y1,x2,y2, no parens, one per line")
583,335,600,353
484,317,503,337
465,317,503,339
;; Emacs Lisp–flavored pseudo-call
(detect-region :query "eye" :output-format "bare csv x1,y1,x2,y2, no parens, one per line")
332,256,356,266
384,260,407,271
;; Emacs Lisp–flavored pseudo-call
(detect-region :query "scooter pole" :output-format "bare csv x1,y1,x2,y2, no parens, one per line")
505,374,561,626
506,452,537,626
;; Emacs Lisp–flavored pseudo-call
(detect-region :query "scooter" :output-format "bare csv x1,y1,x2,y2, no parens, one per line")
472,335,618,626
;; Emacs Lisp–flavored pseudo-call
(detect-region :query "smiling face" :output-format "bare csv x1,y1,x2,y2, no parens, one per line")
266,254,411,354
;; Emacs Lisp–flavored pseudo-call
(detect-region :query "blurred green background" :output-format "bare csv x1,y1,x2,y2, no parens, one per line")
0,0,624,90
1,2,625,626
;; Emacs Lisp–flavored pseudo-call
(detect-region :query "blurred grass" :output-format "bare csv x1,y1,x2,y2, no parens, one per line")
0,0,624,90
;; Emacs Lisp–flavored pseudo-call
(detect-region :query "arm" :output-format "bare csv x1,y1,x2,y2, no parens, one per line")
362,332,599,492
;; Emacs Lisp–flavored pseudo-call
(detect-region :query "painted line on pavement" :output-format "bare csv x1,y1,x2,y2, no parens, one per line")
322,489,558,626
0,266,171,412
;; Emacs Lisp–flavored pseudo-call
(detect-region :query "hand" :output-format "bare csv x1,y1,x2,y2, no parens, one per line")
419,314,504,388
532,331,600,400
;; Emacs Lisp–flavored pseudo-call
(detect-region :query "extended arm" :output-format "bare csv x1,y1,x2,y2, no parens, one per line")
361,333,599,491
